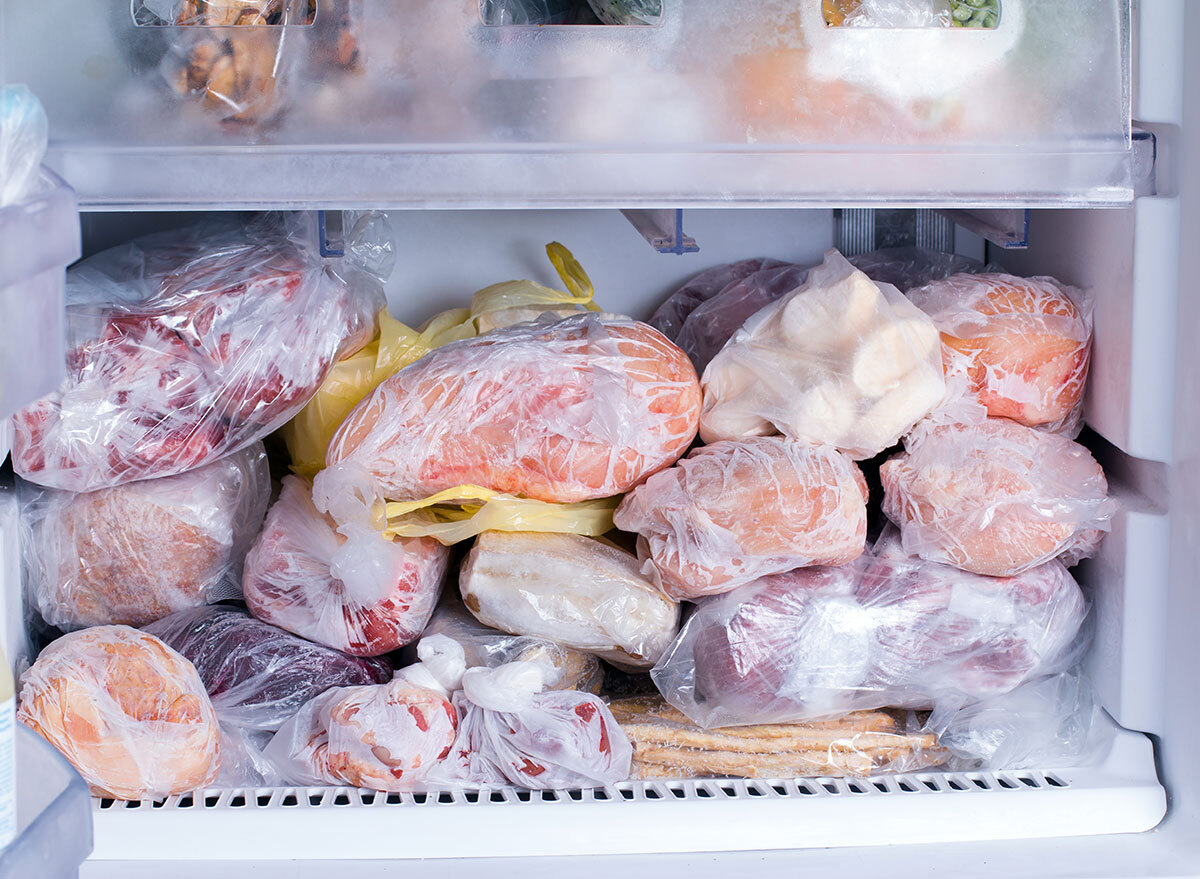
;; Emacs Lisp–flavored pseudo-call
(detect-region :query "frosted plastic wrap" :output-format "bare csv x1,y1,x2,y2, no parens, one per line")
425,601,604,694
429,659,632,789
847,247,987,292
459,531,679,669
585,0,663,25
881,418,1115,576
699,250,946,459
18,626,221,800
145,605,392,733
652,536,1087,728
907,273,1092,435
326,313,701,504
0,85,48,206
12,216,384,493
648,259,774,343
20,444,270,630
243,475,449,657
481,0,586,24
613,437,868,600
612,697,948,779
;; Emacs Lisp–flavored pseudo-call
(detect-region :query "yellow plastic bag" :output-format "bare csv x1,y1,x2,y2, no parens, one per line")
381,486,619,546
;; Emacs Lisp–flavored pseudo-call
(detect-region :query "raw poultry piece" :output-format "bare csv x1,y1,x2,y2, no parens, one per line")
243,476,448,657
459,531,678,669
907,272,1092,435
699,249,945,459
18,627,221,800
880,417,1115,576
21,444,268,630
614,437,867,600
612,696,947,779
327,313,700,503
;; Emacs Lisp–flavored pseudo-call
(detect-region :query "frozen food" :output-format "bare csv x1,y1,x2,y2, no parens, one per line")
145,605,392,732
613,437,868,600
243,475,448,656
12,216,383,493
327,313,701,504
652,536,1087,728
0,85,47,206
612,696,947,779
699,249,945,459
21,444,270,630
848,246,987,292
18,626,221,800
585,0,663,25
649,258,775,343
880,417,1115,576
459,531,679,669
907,272,1092,434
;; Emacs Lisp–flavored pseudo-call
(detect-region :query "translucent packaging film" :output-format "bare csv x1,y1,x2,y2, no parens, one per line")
847,246,988,292
20,444,270,630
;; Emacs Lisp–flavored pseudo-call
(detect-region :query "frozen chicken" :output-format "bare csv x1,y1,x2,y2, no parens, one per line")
243,476,449,657
459,531,679,669
907,272,1093,435
19,626,222,800
21,444,269,630
613,437,868,600
699,249,946,459
145,605,393,732
881,418,1116,576
327,313,701,504
12,216,382,493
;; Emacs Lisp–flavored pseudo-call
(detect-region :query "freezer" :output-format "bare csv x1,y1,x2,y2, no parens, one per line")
0,1,1198,877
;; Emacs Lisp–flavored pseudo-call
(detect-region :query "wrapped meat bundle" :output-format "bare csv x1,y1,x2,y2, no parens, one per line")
881,418,1116,576
425,601,604,694
848,246,986,292
265,637,463,790
21,444,270,630
243,476,449,656
145,605,392,732
613,437,868,600
700,250,946,459
652,540,1087,729
326,313,701,504
649,259,775,342
429,657,632,789
18,626,221,800
907,272,1093,435
12,217,383,492
459,531,679,669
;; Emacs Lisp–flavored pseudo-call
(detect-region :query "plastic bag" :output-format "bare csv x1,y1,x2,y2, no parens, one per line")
651,533,1087,729
480,0,592,24
18,626,222,800
145,605,392,733
649,259,777,343
324,313,700,505
264,636,464,790
699,249,946,459
428,657,632,789
20,444,270,631
613,437,868,600
881,417,1116,576
835,0,957,27
0,85,48,206
613,696,948,779
242,475,448,657
424,600,604,694
847,246,988,292
12,215,385,493
906,273,1093,435
585,0,663,25
459,531,679,669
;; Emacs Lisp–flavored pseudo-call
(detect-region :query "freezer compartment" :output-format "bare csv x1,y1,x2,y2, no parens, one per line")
0,0,1136,208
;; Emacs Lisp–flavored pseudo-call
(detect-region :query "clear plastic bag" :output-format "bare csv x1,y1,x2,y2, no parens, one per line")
613,437,868,600
145,604,393,733
480,0,590,25
651,532,1087,729
459,531,679,669
881,417,1116,576
0,85,48,206
649,258,777,344
906,272,1093,435
18,626,222,800
20,444,270,631
12,215,385,493
427,657,632,789
847,246,988,292
585,0,663,25
242,475,449,657
699,249,946,459
324,313,700,505
424,600,604,694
